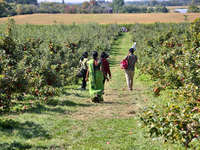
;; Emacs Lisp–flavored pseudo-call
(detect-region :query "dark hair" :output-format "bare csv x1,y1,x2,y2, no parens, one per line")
105,53,109,59
81,52,88,61
92,51,98,59
100,52,106,58
129,48,134,54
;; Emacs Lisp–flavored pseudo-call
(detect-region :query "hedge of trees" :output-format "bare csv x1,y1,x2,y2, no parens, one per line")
127,0,200,6
0,1,170,18
187,4,200,13
119,4,169,13
0,0,199,18
0,18,121,112
131,17,200,148
4,0,37,5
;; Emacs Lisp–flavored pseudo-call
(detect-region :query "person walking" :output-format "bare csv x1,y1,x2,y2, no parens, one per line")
79,52,89,90
100,52,111,85
85,51,109,103
123,48,137,92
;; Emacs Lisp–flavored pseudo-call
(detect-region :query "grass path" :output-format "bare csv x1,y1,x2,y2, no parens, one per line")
0,33,183,149
70,33,149,120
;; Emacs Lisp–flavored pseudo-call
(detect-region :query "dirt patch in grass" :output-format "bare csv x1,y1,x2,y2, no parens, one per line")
70,86,140,120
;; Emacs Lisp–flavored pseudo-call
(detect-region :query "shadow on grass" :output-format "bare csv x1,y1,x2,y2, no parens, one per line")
1,120,51,140
61,88,86,95
22,100,92,115
61,87,89,98
59,100,92,107
18,121,51,139
103,101,137,105
0,141,52,149
0,142,34,150
25,104,67,114
60,90,71,96
2,103,71,116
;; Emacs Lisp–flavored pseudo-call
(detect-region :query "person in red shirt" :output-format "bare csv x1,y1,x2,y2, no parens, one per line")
100,52,111,84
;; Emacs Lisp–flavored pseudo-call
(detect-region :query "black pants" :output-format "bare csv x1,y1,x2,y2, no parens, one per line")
103,73,107,85
81,69,87,89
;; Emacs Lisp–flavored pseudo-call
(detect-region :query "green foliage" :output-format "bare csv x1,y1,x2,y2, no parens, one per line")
0,19,121,113
0,0,179,17
130,18,200,148
0,118,19,129
112,0,124,13
187,4,200,13
140,102,200,147
0,29,184,150
113,0,124,7
127,0,191,6
0,0,12,17
120,5,148,13
4,0,37,5
155,4,169,13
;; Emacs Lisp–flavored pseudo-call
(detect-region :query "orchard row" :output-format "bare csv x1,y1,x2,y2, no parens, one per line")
0,18,121,112
131,18,200,147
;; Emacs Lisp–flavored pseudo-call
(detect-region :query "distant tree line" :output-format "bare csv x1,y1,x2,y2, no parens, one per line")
116,4,169,13
0,0,40,17
127,0,200,6
4,0,37,5
187,4,200,12
0,0,199,18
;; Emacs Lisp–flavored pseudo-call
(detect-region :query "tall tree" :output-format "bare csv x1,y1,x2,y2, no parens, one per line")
4,0,38,5
112,0,124,13
81,1,90,13
90,0,98,7
187,4,200,12
0,0,8,17
192,0,200,4
149,0,158,6
62,0,64,4
113,0,124,7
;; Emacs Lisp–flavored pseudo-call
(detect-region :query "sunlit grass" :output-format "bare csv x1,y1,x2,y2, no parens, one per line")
0,13,200,25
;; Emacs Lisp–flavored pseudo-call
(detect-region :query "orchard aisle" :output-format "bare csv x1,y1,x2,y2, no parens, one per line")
60,32,151,148
61,33,181,149
70,32,151,120
0,33,182,149
60,33,181,149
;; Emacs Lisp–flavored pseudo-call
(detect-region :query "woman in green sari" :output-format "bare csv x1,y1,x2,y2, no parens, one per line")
85,51,109,103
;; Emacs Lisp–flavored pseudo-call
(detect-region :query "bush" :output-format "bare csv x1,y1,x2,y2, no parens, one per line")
187,4,200,13
146,10,151,13
129,18,200,148
0,19,122,113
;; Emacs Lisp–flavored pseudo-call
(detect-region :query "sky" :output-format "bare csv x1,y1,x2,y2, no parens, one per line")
37,0,139,3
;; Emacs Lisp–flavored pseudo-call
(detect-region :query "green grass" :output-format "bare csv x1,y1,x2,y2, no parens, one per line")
0,33,183,149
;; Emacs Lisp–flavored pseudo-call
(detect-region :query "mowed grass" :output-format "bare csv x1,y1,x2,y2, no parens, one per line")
0,13,199,24
0,33,183,149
